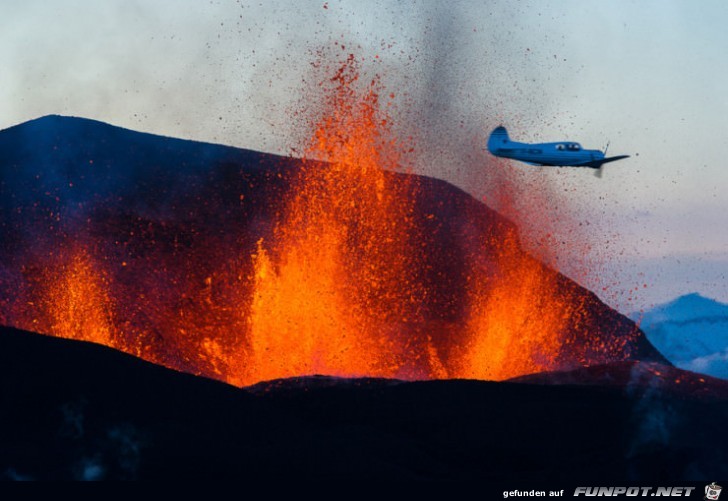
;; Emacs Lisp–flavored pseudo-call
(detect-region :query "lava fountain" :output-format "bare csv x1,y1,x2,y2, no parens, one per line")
21,245,118,350
237,54,436,385
1,52,651,387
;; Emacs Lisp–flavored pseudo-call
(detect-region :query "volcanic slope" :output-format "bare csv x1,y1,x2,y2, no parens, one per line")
0,115,667,384
0,327,724,481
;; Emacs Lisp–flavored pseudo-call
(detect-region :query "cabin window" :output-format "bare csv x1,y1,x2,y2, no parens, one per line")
556,144,565,150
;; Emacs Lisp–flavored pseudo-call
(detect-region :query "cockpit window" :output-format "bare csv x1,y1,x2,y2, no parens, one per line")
567,143,581,151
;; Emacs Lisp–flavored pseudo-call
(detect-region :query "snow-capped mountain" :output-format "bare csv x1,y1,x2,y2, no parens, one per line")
632,293,728,379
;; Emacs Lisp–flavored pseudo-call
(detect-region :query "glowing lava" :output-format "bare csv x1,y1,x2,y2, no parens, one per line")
458,228,570,380
1,52,648,387
20,246,118,349
238,55,428,385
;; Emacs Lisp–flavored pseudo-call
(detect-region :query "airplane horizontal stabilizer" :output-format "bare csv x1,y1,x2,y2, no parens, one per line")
576,155,630,169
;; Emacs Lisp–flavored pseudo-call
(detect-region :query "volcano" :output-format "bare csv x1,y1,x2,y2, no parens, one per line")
0,114,666,386
3,115,722,482
0,114,669,385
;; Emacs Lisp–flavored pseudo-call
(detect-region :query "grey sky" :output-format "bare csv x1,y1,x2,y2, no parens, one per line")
2,0,727,312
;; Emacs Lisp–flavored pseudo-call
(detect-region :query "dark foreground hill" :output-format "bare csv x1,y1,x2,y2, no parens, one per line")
0,327,725,481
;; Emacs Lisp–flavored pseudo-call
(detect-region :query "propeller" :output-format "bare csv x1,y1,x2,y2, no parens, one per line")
594,140,610,178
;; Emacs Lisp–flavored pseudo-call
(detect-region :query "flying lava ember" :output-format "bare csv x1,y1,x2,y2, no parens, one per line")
1,53,648,387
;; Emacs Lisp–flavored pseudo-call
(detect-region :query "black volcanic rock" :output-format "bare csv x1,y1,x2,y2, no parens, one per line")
0,115,290,246
511,361,728,400
0,115,668,382
0,327,724,481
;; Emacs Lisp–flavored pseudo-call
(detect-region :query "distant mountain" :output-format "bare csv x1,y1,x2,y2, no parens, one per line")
631,293,728,379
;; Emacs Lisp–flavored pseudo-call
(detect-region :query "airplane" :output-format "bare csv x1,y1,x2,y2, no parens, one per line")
487,126,629,177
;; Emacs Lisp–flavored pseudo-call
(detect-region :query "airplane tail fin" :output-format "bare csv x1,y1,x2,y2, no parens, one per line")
487,126,511,153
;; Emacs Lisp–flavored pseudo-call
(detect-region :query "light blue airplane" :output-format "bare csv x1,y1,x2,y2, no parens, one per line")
487,126,629,177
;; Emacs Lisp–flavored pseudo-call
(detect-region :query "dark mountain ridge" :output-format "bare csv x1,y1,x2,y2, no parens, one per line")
0,115,667,384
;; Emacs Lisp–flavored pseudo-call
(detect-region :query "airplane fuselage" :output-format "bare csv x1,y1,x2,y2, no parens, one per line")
487,126,628,170
492,140,605,167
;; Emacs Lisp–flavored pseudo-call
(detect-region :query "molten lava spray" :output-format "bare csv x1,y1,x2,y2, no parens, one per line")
3,51,642,386
238,55,435,384
19,245,118,349
458,228,570,380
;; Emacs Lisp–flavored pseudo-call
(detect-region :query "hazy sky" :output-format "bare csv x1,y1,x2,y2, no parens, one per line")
2,0,727,312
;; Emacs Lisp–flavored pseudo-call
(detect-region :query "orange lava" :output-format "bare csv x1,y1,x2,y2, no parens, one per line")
457,228,570,380
237,55,429,385
19,246,118,349
4,51,640,387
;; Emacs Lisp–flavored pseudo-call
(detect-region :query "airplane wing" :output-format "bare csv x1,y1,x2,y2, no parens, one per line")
574,155,630,169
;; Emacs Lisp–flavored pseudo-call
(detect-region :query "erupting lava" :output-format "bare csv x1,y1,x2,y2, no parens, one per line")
459,228,571,380
239,55,432,384
2,52,647,387
22,246,118,350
